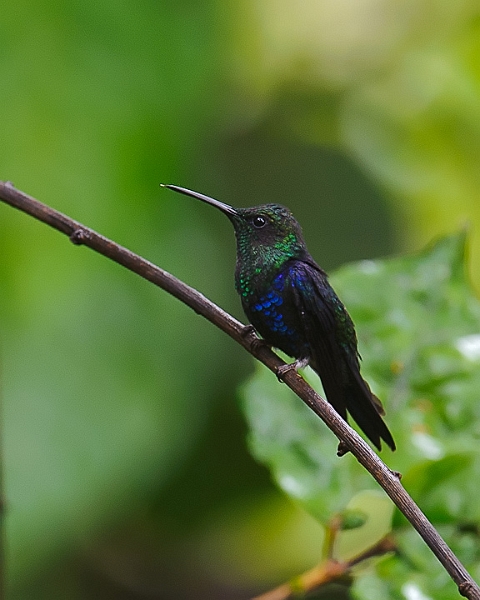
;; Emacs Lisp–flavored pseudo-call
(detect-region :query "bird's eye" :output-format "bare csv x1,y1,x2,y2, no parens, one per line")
252,215,267,228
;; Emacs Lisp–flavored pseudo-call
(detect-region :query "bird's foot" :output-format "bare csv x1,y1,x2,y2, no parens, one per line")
240,324,256,338
389,469,402,480
276,357,310,381
240,324,270,353
337,441,350,457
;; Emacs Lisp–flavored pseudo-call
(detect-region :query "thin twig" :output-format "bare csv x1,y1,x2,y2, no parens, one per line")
252,561,345,600
252,535,397,600
0,181,479,599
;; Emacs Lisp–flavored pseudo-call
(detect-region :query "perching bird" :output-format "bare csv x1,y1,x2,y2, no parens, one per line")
162,184,395,453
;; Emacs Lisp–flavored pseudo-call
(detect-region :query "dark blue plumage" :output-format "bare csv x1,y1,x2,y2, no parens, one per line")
163,184,395,452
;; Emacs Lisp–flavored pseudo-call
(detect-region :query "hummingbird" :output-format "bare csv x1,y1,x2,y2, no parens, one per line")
162,184,395,452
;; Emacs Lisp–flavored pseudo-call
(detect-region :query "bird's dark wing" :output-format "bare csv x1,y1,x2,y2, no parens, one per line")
283,259,351,419
283,259,395,451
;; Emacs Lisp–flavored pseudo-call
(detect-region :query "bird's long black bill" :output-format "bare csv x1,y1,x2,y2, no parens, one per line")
161,184,237,217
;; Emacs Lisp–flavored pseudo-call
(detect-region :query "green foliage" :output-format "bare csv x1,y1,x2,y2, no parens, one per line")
241,232,480,597
0,0,231,591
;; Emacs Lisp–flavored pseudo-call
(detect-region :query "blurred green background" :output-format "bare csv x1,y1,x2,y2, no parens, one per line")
1,1,480,598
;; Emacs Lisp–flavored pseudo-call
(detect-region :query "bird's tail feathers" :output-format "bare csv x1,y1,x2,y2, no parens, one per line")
345,371,396,451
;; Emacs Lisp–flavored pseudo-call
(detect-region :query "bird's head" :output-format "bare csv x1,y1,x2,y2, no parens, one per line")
162,185,308,265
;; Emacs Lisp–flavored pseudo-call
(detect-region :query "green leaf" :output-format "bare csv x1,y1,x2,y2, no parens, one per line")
335,491,394,563
339,510,368,531
241,361,371,522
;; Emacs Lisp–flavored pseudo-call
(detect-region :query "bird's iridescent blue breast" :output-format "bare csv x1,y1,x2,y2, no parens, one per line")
243,266,311,359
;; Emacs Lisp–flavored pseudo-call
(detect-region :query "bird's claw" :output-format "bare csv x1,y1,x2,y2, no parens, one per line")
276,363,293,381
240,324,256,338
241,324,270,353
276,357,309,381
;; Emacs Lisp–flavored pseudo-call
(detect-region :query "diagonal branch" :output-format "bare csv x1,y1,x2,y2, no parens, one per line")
0,181,479,599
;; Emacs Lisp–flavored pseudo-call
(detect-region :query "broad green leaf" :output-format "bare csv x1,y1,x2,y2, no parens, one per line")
334,491,394,563
241,362,367,522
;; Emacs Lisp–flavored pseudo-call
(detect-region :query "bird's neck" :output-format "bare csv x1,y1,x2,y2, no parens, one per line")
234,238,305,299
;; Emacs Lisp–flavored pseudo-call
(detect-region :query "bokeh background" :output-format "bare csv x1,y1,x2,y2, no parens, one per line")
1,1,480,598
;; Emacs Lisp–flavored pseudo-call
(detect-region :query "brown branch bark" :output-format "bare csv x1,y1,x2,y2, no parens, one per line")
0,181,479,599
